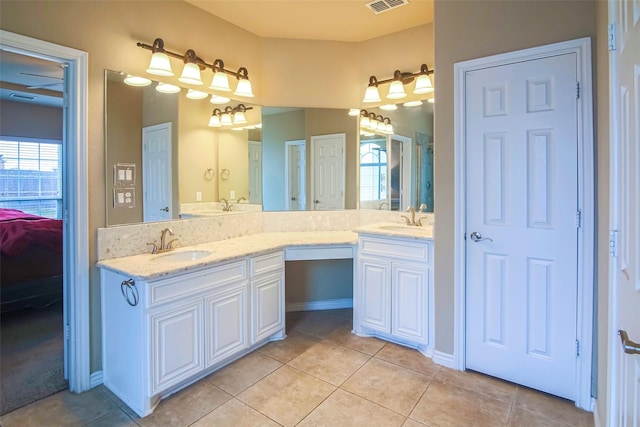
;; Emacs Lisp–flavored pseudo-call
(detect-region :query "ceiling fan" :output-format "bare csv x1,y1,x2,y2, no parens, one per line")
20,72,63,89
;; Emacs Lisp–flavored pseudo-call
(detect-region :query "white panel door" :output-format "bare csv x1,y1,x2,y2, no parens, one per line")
359,257,391,333
142,122,172,222
609,0,640,424
286,141,306,210
151,301,202,393
465,53,579,399
252,273,284,343
248,141,262,205
205,283,248,367
311,133,345,210
392,262,428,344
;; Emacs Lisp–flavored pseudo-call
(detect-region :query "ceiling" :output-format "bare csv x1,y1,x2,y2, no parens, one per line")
184,0,434,42
0,50,64,107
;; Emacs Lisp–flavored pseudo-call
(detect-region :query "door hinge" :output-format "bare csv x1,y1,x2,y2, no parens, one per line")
609,229,619,257
64,324,70,341
63,208,70,225
576,339,580,357
576,210,582,228
608,23,617,51
576,82,580,100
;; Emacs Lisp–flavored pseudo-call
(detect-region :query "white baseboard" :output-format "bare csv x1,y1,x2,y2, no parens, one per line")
432,350,456,370
90,370,103,388
286,298,353,312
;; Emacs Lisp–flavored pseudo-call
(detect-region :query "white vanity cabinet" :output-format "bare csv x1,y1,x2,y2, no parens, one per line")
100,251,284,417
355,235,434,351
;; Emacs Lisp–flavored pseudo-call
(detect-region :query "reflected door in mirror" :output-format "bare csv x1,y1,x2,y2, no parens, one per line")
142,122,173,222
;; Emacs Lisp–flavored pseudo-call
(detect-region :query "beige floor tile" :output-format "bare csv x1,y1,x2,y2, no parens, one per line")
257,331,320,363
287,311,348,338
288,341,370,386
375,342,441,376
410,378,511,427
402,418,428,427
206,351,282,395
0,386,120,427
191,399,280,427
125,380,230,427
341,358,431,415
297,389,405,427
436,368,516,404
237,365,335,427
321,308,353,320
83,408,138,427
513,386,594,426
324,325,386,355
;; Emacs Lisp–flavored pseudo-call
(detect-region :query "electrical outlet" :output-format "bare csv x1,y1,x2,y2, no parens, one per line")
196,191,202,201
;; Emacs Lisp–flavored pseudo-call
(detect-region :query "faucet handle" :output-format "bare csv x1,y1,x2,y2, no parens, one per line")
166,239,179,250
419,203,427,212
146,242,158,254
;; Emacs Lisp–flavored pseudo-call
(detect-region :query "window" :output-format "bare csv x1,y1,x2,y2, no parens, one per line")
360,141,387,202
0,139,62,219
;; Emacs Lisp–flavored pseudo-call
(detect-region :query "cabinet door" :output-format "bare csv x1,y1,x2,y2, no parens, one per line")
150,301,203,393
392,262,428,344
252,273,284,343
359,257,391,334
205,282,249,367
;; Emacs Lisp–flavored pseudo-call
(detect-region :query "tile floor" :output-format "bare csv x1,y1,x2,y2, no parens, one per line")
0,309,594,427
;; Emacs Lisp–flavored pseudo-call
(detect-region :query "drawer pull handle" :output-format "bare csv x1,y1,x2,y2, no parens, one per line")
121,278,139,307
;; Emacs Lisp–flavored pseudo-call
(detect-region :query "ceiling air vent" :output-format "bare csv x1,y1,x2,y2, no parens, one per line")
365,0,409,14
9,93,37,101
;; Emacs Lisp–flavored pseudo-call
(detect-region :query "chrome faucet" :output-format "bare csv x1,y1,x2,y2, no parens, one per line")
220,198,231,212
147,228,178,254
401,206,429,226
237,196,246,203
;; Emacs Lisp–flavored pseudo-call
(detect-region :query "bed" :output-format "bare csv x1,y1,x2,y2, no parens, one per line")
0,208,63,312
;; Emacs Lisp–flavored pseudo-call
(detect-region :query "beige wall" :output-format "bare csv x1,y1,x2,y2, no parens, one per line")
434,0,603,412
218,131,250,201
0,100,62,140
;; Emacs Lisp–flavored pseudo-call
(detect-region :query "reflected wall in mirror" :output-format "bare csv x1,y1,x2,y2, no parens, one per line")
105,70,262,226
358,101,434,212
261,107,358,211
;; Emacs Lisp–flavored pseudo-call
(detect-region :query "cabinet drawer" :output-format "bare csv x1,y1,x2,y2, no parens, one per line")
149,261,247,307
359,236,431,263
250,251,284,277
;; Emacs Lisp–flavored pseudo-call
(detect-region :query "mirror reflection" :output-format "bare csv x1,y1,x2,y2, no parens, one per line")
358,102,434,212
105,70,262,226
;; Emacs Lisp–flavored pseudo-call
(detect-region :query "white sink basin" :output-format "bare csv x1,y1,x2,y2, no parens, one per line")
153,250,212,263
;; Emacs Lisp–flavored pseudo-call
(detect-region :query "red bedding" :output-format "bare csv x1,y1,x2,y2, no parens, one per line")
0,208,63,257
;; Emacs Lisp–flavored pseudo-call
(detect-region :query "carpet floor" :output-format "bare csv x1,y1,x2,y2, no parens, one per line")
0,300,68,415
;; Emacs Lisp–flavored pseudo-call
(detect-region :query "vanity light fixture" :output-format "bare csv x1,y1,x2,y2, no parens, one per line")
359,109,393,135
123,74,152,87
427,97,435,104
379,104,398,111
208,104,254,127
186,89,208,100
156,82,181,94
208,109,222,127
363,63,434,103
348,108,361,116
138,38,254,97
210,94,231,104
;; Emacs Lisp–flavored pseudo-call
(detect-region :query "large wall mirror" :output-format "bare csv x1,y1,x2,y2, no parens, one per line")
105,70,434,226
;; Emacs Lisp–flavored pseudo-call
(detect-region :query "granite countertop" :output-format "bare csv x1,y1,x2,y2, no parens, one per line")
97,224,434,281
97,231,358,281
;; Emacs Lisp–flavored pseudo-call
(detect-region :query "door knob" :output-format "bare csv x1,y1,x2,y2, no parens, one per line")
160,207,169,212
619,330,640,354
314,200,320,204
291,197,296,201
470,231,493,243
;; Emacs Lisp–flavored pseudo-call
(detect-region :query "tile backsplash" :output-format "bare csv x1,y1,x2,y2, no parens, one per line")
97,210,434,261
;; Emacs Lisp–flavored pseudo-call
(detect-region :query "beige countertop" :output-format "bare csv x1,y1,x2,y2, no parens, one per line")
97,225,434,281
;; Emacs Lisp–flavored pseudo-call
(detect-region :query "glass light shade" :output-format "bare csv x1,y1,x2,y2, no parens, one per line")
360,131,375,136
234,78,254,97
244,125,256,130
209,71,231,91
384,123,394,134
362,85,382,103
220,113,233,126
186,89,208,99
403,100,423,107
124,75,152,87
178,62,203,85
379,104,398,111
146,52,174,76
413,74,434,94
360,116,370,128
233,111,247,124
386,80,407,99
255,123,262,129
348,108,360,116
156,83,181,93
231,127,245,131
208,115,221,127
210,94,231,104
428,97,435,104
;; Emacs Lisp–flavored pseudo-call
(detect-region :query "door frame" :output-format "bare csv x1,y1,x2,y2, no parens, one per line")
284,139,306,210
452,37,595,410
0,30,91,392
390,134,412,210
310,133,346,210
